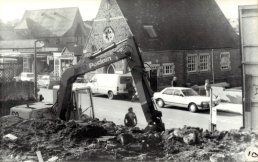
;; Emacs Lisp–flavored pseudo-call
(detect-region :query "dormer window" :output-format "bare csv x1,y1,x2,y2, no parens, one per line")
143,25,157,38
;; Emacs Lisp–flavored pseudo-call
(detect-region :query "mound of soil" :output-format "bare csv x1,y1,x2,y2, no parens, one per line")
0,116,256,161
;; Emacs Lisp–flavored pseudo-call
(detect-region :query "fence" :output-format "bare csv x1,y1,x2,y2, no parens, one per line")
0,63,22,82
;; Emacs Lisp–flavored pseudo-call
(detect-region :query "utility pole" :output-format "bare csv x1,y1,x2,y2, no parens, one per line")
34,40,45,100
34,40,38,100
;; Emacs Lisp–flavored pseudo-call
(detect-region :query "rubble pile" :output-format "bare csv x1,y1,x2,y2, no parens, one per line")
162,127,256,161
0,115,256,161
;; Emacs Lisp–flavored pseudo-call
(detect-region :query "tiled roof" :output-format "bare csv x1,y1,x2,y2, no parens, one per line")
15,7,88,38
117,0,239,50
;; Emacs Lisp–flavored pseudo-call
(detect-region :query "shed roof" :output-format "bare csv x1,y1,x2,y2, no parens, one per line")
15,7,88,38
117,0,239,50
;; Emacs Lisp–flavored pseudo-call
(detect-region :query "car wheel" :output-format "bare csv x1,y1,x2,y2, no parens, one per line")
189,103,198,113
108,91,114,100
156,99,164,108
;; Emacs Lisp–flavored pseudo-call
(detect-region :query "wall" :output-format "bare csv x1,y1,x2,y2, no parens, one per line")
84,0,132,74
143,50,185,90
0,81,35,102
0,81,35,116
186,48,241,87
143,48,241,90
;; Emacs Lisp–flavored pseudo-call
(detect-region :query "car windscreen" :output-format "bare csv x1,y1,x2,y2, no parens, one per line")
76,77,87,83
120,76,132,84
27,74,34,77
182,89,199,96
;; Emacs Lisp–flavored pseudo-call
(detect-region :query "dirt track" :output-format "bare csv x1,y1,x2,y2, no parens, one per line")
0,115,257,161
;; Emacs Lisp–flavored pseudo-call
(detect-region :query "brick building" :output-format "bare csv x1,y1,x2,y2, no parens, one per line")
84,0,241,89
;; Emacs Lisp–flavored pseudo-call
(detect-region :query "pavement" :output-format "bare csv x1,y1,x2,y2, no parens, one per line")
213,86,243,115
216,102,242,115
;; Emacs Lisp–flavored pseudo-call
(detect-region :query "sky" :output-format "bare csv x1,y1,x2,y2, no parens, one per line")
0,0,257,23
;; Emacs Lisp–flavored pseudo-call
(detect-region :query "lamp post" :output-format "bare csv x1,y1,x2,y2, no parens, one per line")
34,40,44,100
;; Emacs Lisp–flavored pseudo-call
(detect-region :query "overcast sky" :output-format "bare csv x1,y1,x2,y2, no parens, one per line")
0,0,257,23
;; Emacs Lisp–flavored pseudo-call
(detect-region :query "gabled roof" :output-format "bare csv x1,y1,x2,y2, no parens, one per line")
117,0,239,50
15,7,88,38
84,20,93,36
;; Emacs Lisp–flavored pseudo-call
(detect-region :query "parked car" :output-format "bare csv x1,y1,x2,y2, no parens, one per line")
53,77,89,92
72,77,88,90
38,75,51,88
86,74,133,99
37,74,59,89
153,87,220,112
14,72,34,81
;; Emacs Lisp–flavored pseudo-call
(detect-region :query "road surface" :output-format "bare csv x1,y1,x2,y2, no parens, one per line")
39,88,243,131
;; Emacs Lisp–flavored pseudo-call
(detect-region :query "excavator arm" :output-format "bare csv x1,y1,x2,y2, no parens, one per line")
56,36,164,131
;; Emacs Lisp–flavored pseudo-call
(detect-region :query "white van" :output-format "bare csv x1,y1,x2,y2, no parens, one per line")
86,74,133,99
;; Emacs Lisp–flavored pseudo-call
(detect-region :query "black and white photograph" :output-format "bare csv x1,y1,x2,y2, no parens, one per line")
0,0,257,161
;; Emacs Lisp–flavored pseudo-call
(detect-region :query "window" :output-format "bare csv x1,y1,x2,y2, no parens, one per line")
162,63,175,75
220,52,231,70
23,58,30,72
182,89,199,96
103,26,114,43
174,90,182,96
143,25,157,38
187,54,198,72
199,53,210,71
163,89,174,95
187,53,210,72
107,64,115,74
105,0,111,10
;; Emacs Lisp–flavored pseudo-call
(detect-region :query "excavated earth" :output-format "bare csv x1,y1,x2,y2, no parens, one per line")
0,115,257,162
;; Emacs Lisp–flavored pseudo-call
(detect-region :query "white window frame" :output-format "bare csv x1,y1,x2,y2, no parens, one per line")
162,63,175,76
23,57,30,72
187,54,198,72
105,0,111,10
220,52,231,70
199,53,210,72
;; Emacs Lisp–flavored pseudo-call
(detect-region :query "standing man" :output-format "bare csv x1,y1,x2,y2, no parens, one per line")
127,83,135,101
171,76,177,87
204,79,211,97
124,107,137,127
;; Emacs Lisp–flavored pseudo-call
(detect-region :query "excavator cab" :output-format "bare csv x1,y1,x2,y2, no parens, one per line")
53,85,95,121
